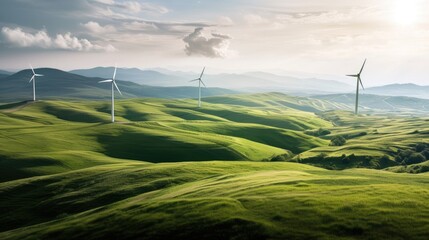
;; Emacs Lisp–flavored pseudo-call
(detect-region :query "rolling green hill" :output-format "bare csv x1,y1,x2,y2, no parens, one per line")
313,93,429,113
1,161,429,240
0,93,428,239
0,95,334,182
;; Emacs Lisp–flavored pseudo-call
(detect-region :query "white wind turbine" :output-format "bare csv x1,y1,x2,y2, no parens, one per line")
190,67,206,107
99,66,122,122
29,64,43,101
346,59,366,115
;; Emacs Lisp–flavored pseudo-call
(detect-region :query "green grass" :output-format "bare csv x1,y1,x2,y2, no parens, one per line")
0,93,428,239
1,161,429,239
295,111,429,169
0,96,332,181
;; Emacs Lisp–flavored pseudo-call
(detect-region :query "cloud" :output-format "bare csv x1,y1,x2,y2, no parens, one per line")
82,21,116,33
243,14,269,25
275,10,352,24
183,27,233,58
1,27,115,52
140,2,169,14
123,21,159,31
93,0,168,14
1,27,51,48
53,32,116,52
218,16,234,26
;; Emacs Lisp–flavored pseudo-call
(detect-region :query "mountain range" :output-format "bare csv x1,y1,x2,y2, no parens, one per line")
364,83,429,99
0,68,236,102
70,67,429,99
1,67,428,107
70,67,353,94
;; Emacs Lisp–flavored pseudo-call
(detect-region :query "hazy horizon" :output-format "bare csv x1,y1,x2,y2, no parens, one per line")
1,0,429,86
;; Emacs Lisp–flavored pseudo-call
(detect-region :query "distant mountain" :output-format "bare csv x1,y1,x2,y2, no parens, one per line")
0,68,237,102
0,70,13,79
0,70,13,75
70,67,188,86
313,93,429,113
365,83,429,99
70,67,353,95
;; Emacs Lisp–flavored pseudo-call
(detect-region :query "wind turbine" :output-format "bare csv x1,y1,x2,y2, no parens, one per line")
190,67,206,107
99,66,122,122
346,59,366,115
29,64,43,101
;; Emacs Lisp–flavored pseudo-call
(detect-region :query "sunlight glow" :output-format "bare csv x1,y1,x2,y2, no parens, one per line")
393,0,419,26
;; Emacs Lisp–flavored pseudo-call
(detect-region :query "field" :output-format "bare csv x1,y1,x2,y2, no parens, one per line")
1,93,428,239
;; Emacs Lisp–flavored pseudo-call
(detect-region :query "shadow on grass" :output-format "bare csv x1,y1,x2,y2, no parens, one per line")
96,132,243,162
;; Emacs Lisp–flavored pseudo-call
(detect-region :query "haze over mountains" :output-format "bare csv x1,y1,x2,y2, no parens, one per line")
70,67,429,99
1,67,428,113
70,67,354,95
0,68,236,102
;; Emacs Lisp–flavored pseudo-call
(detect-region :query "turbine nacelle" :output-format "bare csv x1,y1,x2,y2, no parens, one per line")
346,59,366,90
28,64,43,101
98,65,122,123
346,59,367,114
98,66,122,95
189,67,207,87
190,67,207,107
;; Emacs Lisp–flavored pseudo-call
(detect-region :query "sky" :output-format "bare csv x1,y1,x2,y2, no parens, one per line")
0,0,429,86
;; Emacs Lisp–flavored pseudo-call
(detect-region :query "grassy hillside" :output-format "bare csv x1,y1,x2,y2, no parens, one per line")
1,161,429,240
0,95,333,181
313,93,429,113
294,111,429,170
1,93,428,239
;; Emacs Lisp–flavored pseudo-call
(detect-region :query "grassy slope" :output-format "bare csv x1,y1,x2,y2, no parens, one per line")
0,93,429,239
1,161,429,240
295,111,429,168
386,160,429,173
0,96,330,181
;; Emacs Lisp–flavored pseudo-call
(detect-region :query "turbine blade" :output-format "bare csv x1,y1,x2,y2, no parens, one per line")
35,74,44,77
99,79,113,83
359,77,365,90
29,75,34,83
346,75,358,77
359,59,367,75
189,78,200,82
199,67,205,79
200,79,206,87
113,65,117,80
29,64,35,75
113,81,122,95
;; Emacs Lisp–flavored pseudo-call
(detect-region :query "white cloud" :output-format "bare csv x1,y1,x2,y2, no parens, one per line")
218,16,234,26
123,21,158,31
123,1,141,13
82,21,116,33
243,14,269,25
92,0,168,14
1,27,115,52
276,10,352,24
93,0,115,4
140,2,169,14
183,28,233,58
1,27,52,48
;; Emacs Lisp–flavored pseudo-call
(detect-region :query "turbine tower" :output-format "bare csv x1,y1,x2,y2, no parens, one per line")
99,66,122,122
29,64,43,101
190,67,206,107
346,59,366,115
